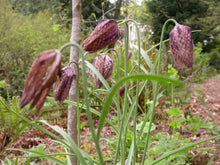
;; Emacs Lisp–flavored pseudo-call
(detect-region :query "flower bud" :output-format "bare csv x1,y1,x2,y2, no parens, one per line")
119,84,126,96
128,50,132,60
115,84,129,97
93,53,114,88
53,66,76,102
20,49,61,114
169,24,194,69
82,19,121,53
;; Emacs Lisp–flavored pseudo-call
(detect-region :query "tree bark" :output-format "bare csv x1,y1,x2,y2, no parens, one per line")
68,0,81,164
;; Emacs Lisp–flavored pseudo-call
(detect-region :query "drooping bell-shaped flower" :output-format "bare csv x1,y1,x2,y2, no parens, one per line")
53,66,76,102
20,49,61,114
82,19,121,53
169,24,194,69
93,53,114,88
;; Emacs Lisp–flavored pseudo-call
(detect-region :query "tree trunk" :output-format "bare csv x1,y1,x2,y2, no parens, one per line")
68,0,81,164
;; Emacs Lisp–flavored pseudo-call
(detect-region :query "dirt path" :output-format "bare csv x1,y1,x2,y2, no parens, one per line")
190,77,220,126
189,77,220,164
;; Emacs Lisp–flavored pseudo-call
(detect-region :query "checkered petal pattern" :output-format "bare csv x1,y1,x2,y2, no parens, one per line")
20,50,62,114
169,24,194,69
53,66,76,102
93,53,114,88
82,19,121,53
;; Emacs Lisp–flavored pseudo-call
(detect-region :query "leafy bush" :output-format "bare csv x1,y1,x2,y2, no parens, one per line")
0,0,69,97
0,96,24,150
209,48,220,70
190,42,217,82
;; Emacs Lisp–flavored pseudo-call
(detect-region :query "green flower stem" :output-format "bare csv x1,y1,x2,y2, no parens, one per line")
146,39,169,54
117,22,130,165
141,18,177,165
157,18,177,75
59,42,104,165
106,48,120,82
113,21,130,165
127,19,141,164
114,19,142,165
171,84,174,107
106,48,122,119
122,22,129,164
105,48,122,165
113,104,127,164
109,43,123,161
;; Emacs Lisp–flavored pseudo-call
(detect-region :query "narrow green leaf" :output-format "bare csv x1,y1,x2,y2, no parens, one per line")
9,148,65,164
97,74,185,139
132,45,154,72
149,135,220,165
7,109,68,147
47,96,118,134
85,60,110,89
0,124,28,154
38,120,93,165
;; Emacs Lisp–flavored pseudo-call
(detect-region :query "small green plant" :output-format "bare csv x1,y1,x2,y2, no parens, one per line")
184,114,214,135
142,108,217,165
19,144,50,164
146,132,192,165
0,96,23,137
166,107,184,134
191,42,217,82
166,107,215,135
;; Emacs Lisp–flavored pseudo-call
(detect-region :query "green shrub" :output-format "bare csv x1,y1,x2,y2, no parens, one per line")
209,48,220,70
0,96,23,138
190,42,217,82
0,0,69,97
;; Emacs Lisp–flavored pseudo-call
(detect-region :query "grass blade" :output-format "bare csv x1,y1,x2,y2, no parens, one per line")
9,148,66,165
97,74,185,139
38,120,93,165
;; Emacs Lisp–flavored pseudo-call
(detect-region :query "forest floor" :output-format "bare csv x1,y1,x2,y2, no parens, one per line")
0,76,220,164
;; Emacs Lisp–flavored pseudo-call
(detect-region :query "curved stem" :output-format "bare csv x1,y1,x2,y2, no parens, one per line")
125,19,141,165
105,48,120,83
106,48,122,123
59,42,104,165
141,18,177,165
114,19,142,165
113,21,130,165
128,19,141,164
157,18,177,74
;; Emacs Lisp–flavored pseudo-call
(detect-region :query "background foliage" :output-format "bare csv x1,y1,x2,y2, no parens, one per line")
141,0,220,50
0,0,69,97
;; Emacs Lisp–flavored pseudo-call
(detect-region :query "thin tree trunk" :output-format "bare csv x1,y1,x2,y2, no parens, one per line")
68,0,81,164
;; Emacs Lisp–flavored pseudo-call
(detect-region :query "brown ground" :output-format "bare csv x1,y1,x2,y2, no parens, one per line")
0,77,220,164
154,77,220,165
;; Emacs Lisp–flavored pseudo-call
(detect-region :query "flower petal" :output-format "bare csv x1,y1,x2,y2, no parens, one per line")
169,24,194,69
82,19,121,52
